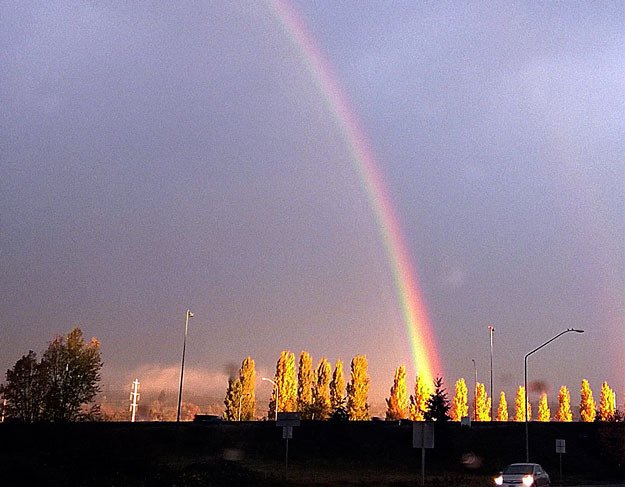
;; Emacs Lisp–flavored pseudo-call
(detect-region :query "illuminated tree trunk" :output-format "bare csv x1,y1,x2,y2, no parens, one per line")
537,392,550,422
450,378,468,421
514,386,531,421
554,385,572,422
385,365,408,420
579,379,596,422
599,381,616,422
409,374,429,421
473,382,491,421
329,360,345,412
496,391,508,421
346,355,370,420
297,351,314,418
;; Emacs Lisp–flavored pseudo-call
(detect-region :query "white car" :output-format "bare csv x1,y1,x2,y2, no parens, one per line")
494,463,551,487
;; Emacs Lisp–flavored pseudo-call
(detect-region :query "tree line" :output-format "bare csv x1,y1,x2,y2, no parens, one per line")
1,328,102,422
226,355,624,423
386,369,622,423
2,333,621,423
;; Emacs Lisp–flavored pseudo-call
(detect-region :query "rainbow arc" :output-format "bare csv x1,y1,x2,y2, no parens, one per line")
270,0,443,386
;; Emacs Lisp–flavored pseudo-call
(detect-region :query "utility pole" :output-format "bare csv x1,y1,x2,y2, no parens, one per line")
177,309,193,422
471,359,477,420
130,379,140,422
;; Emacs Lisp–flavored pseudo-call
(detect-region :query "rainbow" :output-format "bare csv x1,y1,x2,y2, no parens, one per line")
269,0,443,386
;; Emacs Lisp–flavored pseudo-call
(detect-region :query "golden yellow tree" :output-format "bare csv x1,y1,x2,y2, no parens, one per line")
599,381,616,421
239,356,256,420
223,376,242,421
554,385,572,422
537,392,550,422
223,356,256,420
473,382,491,421
311,357,332,419
514,386,531,421
346,355,370,420
409,374,430,421
579,379,596,422
386,365,408,420
450,378,468,421
268,350,297,418
329,360,345,411
496,391,508,421
297,351,314,418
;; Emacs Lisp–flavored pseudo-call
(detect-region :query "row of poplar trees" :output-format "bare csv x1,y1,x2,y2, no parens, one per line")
224,351,371,420
385,364,623,423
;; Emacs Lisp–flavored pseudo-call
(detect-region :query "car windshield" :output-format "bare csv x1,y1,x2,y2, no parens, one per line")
503,465,534,475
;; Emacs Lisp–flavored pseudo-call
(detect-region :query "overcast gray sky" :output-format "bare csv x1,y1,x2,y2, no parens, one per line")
1,1,623,409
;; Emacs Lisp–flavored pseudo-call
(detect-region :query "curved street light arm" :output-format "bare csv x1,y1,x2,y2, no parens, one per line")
524,328,584,461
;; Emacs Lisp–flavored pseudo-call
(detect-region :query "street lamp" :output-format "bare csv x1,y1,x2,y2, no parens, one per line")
471,358,477,419
262,377,279,421
488,326,495,420
524,328,584,461
177,309,194,422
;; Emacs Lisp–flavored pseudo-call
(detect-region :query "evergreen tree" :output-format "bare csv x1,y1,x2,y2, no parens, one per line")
385,365,408,420
0,351,44,422
424,377,450,422
473,382,491,421
537,392,550,422
579,379,596,422
329,360,345,412
409,374,430,421
496,391,508,421
268,350,298,418
223,376,242,421
297,351,314,417
555,386,572,422
39,328,102,422
514,386,531,421
346,355,370,420
239,356,256,420
311,357,332,419
599,381,616,422
450,378,468,421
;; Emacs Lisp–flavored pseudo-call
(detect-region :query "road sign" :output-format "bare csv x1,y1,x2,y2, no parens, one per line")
277,412,301,427
275,413,300,482
556,439,566,453
413,422,435,449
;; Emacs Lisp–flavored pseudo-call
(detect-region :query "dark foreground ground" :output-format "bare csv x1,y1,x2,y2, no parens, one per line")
1,420,624,486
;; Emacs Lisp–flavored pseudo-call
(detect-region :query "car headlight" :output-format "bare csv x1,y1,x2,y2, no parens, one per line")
522,475,534,486
494,475,503,486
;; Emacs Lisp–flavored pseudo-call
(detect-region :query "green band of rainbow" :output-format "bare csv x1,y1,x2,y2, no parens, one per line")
270,0,443,386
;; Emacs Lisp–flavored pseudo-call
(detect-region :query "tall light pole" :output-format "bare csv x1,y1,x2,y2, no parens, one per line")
524,328,584,461
488,326,495,420
177,309,193,422
471,359,477,420
262,377,279,421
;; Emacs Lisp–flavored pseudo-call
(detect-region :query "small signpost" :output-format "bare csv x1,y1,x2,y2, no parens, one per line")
277,412,300,481
556,439,566,485
413,422,435,486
